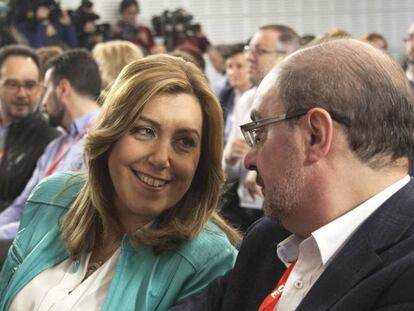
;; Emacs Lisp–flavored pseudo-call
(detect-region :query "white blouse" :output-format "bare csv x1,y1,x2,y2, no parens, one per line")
10,248,121,311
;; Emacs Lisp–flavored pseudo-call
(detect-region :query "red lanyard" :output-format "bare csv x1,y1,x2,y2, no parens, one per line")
258,260,297,311
43,120,94,177
43,134,82,177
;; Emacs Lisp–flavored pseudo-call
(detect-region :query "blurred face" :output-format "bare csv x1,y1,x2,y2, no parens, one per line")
368,38,386,50
36,5,50,21
245,29,285,86
122,3,139,26
225,52,250,91
0,56,41,124
41,68,66,128
208,48,225,74
244,71,305,223
108,93,203,232
405,23,414,64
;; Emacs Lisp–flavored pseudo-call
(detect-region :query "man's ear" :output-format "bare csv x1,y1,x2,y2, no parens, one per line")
302,108,334,164
56,79,71,99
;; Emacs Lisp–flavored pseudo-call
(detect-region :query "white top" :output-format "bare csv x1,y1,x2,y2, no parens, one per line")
406,68,414,82
223,86,263,209
274,175,410,311
10,248,121,311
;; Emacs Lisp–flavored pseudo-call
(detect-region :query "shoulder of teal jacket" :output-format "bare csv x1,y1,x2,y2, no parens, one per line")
27,171,86,209
176,221,238,271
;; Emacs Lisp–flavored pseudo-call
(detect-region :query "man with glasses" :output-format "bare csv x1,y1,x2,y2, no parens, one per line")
171,39,414,310
222,24,300,232
404,22,414,92
0,45,59,212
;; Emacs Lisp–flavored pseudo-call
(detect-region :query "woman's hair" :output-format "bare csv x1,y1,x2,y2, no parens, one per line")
61,54,240,255
92,40,144,90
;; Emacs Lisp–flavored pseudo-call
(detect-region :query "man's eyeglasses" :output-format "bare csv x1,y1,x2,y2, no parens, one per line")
243,45,286,56
240,109,351,147
1,79,39,93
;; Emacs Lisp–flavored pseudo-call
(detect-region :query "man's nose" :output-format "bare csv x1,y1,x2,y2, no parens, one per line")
15,85,30,97
244,147,257,171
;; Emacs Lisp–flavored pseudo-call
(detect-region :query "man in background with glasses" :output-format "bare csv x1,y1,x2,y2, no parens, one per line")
404,22,414,92
0,45,59,212
222,24,300,232
171,39,414,310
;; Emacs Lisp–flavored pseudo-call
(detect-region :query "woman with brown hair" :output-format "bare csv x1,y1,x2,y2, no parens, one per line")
0,54,239,310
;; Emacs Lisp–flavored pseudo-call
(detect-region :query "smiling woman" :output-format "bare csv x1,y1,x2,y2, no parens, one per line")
0,54,239,311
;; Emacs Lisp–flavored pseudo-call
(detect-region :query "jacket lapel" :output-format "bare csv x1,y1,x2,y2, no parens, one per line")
297,179,414,311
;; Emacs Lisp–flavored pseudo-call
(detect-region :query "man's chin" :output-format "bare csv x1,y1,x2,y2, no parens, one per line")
10,110,30,120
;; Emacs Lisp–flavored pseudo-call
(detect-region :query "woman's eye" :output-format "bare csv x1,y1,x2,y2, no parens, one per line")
176,137,196,150
130,126,156,138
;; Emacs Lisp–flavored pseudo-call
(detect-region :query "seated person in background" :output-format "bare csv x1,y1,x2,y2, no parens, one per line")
0,49,101,243
171,43,206,73
361,32,388,51
92,40,144,93
112,0,154,55
207,44,229,97
0,45,60,211
36,45,64,74
0,54,239,310
17,0,78,49
218,43,252,144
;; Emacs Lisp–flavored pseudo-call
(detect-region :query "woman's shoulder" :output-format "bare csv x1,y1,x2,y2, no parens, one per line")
27,172,86,209
176,221,237,270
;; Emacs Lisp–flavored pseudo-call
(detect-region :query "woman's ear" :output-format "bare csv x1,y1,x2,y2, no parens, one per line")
303,108,334,164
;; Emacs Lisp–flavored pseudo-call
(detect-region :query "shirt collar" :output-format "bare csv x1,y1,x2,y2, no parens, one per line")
70,110,99,136
277,175,410,266
406,68,414,82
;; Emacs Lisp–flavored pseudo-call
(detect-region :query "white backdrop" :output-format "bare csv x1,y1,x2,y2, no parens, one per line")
60,0,414,59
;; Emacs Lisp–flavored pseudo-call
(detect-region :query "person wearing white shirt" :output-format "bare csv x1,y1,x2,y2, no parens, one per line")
222,25,300,232
169,38,414,311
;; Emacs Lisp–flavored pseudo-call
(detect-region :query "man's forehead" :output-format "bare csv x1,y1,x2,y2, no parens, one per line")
0,56,40,79
252,69,280,117
251,29,280,47
409,23,414,35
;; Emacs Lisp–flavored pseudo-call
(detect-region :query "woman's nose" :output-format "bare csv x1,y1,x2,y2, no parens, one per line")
148,141,170,169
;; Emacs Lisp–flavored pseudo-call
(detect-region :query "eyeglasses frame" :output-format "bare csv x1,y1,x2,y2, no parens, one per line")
240,108,351,147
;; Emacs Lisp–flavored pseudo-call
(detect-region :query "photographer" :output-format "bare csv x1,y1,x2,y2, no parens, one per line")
112,0,154,55
16,0,78,48
70,1,106,50
152,8,210,53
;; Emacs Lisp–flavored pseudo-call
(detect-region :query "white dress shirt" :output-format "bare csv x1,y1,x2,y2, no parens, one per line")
223,86,263,209
275,175,410,311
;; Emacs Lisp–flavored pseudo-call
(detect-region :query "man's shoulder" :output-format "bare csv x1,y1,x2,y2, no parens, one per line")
244,217,290,244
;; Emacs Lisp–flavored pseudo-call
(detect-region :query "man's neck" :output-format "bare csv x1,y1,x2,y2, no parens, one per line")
284,158,408,238
63,97,99,132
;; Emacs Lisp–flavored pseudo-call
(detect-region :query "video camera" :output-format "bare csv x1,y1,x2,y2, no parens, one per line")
152,8,201,51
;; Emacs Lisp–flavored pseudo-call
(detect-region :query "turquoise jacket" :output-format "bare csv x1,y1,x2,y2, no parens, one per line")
0,172,237,310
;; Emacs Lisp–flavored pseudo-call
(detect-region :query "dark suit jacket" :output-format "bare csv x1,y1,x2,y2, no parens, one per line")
171,180,414,310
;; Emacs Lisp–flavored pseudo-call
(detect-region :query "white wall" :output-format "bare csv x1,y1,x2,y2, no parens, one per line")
61,0,414,59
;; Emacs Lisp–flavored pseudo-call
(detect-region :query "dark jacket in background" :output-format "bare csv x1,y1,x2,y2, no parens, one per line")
0,110,59,211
